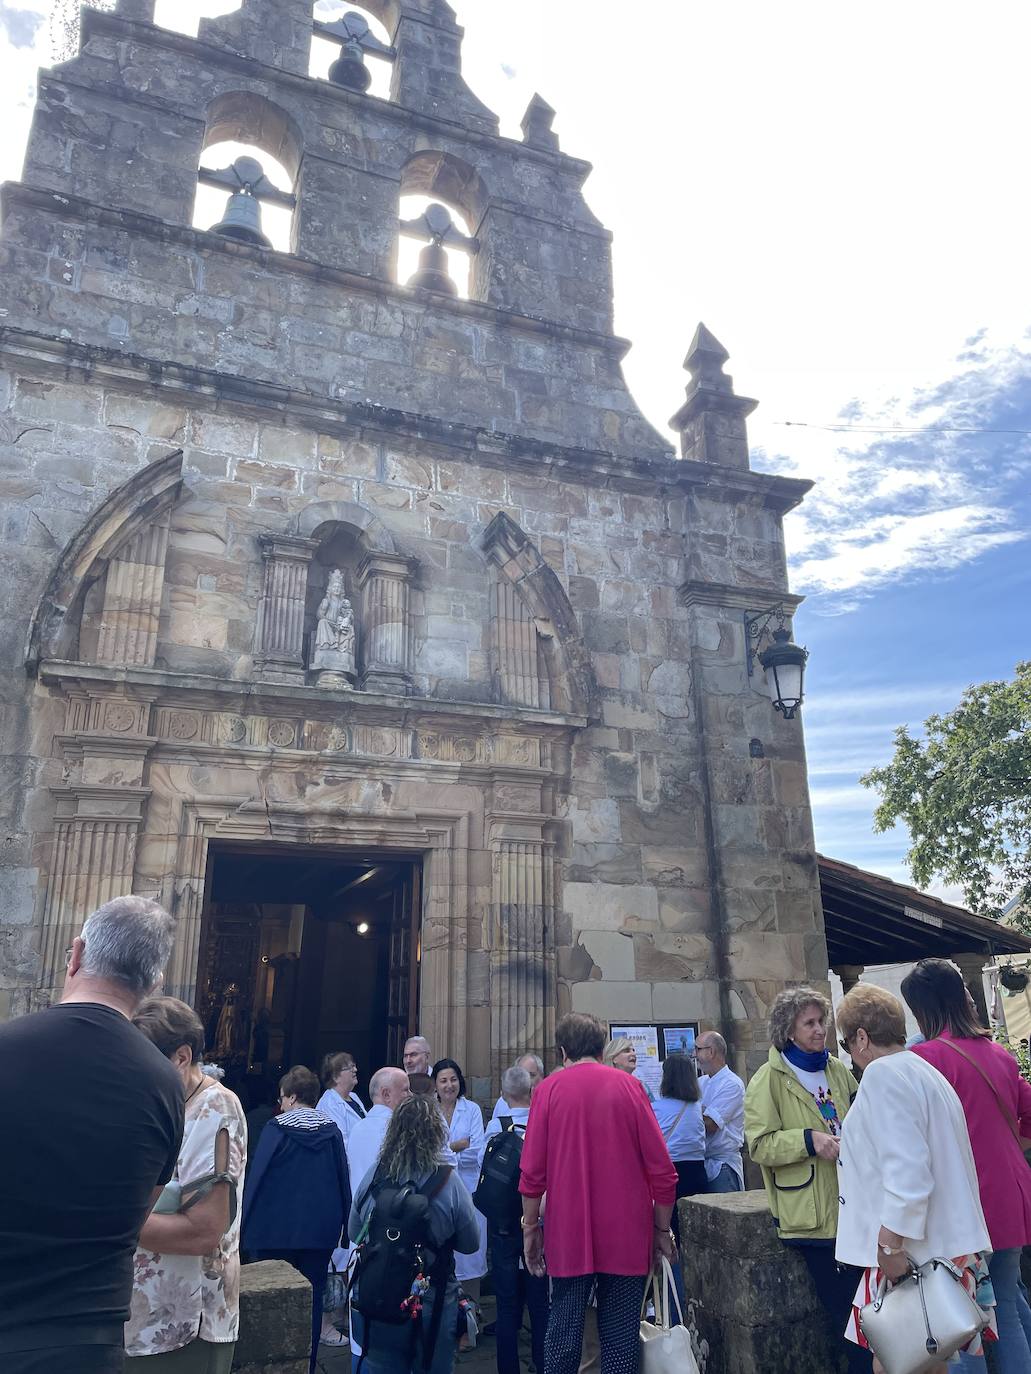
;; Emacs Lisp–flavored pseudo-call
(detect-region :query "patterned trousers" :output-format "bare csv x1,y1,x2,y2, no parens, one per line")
545,1273,647,1374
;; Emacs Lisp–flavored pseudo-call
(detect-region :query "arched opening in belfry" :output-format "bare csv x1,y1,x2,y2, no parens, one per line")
310,1,393,98
153,0,240,36
397,152,488,299
193,93,303,253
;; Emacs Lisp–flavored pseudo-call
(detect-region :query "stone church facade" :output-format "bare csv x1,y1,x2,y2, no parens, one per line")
0,0,826,1088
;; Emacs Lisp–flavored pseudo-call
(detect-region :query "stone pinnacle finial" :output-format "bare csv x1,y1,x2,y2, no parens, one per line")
683,322,731,391
669,322,758,469
522,94,560,152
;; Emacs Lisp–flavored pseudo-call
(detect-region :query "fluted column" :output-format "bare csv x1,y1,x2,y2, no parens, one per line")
96,517,170,667
489,573,541,707
357,552,417,696
489,823,554,1082
37,786,150,1003
254,534,317,684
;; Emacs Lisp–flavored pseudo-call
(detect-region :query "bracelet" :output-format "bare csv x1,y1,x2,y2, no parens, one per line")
520,1217,542,1230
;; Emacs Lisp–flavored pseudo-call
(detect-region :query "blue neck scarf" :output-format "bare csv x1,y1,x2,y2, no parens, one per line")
783,1040,829,1072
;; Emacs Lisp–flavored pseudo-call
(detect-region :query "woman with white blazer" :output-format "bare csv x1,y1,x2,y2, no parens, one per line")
432,1058,488,1308
834,984,994,1374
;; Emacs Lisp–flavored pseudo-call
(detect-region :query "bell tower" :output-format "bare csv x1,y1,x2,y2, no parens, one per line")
1,0,824,1083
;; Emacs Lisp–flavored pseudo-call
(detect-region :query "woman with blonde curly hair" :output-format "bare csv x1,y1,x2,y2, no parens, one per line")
745,986,866,1373
348,1095,480,1374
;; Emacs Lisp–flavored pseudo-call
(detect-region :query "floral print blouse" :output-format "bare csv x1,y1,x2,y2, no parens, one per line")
125,1080,247,1356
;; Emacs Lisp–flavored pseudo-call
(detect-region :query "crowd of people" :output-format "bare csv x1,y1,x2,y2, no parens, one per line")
2,893,1029,1374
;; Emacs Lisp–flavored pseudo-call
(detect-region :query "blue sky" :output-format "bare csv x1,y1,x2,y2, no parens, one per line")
2,1,1028,900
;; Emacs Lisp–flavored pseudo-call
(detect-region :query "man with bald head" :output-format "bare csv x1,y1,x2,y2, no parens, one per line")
345,1066,412,1190
695,1031,745,1192
402,1035,432,1077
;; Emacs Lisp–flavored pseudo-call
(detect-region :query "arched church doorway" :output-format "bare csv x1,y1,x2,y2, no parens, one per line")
196,844,421,1110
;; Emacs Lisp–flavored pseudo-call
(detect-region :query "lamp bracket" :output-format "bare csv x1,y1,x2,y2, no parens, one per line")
744,602,790,677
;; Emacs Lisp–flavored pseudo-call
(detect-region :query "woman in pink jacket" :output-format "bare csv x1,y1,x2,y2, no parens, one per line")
519,1012,678,1374
902,958,1031,1374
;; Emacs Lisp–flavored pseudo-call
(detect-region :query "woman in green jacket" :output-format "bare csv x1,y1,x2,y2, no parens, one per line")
745,986,867,1374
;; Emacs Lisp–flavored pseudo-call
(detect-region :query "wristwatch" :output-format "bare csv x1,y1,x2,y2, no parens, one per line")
877,1243,903,1256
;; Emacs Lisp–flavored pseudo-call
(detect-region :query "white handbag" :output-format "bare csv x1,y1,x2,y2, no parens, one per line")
639,1257,700,1374
858,1257,987,1374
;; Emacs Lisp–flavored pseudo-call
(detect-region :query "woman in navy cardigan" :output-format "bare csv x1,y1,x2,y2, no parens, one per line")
243,1065,351,1372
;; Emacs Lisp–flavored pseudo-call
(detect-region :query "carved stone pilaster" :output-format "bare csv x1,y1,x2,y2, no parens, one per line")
489,571,544,707
357,552,417,695
95,516,170,667
254,534,317,684
489,818,554,1080
37,785,151,1001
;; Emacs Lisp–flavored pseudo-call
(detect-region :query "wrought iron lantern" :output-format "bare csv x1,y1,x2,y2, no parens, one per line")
745,604,808,719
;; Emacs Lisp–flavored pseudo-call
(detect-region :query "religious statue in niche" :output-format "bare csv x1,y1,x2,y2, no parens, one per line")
310,567,357,686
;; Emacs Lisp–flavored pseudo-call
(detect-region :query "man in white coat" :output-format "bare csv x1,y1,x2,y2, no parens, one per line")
696,1031,746,1192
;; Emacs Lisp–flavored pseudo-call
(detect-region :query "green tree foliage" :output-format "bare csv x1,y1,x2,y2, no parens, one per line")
861,662,1031,920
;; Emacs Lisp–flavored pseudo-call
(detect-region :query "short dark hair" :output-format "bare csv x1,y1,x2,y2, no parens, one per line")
321,1051,355,1087
660,1053,700,1103
555,1012,606,1062
901,958,987,1041
133,995,205,1062
431,1058,467,1098
279,1064,320,1106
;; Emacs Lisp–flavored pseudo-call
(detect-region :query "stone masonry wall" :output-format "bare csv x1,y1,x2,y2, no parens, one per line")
0,1,827,1071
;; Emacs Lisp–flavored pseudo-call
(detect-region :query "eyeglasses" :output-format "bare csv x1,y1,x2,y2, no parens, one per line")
839,1035,853,1054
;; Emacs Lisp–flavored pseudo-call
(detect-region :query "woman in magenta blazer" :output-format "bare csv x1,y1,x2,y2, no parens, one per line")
518,1012,678,1374
902,958,1031,1374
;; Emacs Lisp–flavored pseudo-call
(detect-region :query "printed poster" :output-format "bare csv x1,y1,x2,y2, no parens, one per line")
610,1023,662,1099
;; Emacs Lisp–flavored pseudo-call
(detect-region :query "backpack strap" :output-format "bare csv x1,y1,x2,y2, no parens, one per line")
420,1164,453,1200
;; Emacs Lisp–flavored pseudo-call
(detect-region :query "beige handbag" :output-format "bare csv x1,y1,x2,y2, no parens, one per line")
639,1258,700,1374
859,1257,986,1374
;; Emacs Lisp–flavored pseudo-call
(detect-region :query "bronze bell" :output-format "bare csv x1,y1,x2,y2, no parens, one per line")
209,189,271,248
329,39,371,92
407,240,457,295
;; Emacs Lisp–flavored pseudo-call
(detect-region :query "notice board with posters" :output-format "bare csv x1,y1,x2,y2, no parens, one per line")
609,1022,700,1099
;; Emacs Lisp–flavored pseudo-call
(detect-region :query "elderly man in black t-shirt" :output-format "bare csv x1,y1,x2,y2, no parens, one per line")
0,895,185,1374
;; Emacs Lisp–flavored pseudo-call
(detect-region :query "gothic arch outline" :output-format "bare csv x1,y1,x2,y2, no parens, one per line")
25,449,184,671
479,510,596,720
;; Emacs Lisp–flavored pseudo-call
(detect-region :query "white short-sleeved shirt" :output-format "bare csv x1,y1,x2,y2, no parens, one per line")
126,1081,247,1355
700,1065,745,1183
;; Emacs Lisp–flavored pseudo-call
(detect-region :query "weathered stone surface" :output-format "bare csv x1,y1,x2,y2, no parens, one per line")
679,1193,849,1374
232,1260,311,1374
0,0,824,1088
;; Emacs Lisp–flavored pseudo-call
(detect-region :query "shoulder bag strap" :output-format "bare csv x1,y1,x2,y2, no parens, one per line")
661,1102,690,1142
937,1038,1023,1146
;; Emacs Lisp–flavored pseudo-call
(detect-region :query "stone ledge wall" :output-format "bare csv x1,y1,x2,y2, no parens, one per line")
679,1192,848,1374
233,1260,311,1374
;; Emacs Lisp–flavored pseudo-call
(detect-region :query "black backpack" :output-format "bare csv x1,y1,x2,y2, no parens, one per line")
472,1116,525,1234
351,1165,453,1369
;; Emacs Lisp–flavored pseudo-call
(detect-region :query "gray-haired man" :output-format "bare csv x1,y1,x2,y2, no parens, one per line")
0,896,185,1374
696,1031,746,1192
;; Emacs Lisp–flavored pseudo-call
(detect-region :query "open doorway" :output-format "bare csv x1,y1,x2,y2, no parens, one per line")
195,844,422,1110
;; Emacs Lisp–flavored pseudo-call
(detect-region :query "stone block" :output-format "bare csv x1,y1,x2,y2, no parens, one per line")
679,1194,848,1374
570,978,652,1020
578,928,636,981
232,1260,311,1374
564,881,659,933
